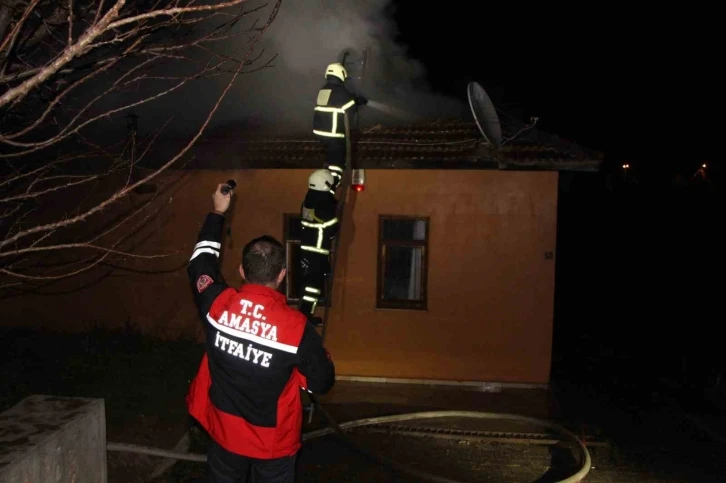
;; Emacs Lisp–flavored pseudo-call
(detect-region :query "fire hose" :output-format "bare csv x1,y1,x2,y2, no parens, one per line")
303,394,591,483
107,395,591,483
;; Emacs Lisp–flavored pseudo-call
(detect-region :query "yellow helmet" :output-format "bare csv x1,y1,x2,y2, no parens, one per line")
325,63,347,81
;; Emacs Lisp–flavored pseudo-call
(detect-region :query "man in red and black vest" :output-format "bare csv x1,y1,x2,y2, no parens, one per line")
186,183,335,483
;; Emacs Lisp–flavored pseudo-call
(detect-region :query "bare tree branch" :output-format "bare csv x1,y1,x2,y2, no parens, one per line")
0,173,101,202
0,242,176,259
1,252,112,279
0,0,127,107
0,0,282,288
106,0,249,31
3,35,142,140
0,0,42,67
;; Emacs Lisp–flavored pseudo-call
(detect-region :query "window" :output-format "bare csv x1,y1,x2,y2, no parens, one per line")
281,214,329,307
377,216,428,310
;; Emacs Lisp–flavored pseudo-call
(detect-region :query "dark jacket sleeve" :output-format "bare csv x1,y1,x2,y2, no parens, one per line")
296,322,335,395
187,212,229,320
334,84,358,118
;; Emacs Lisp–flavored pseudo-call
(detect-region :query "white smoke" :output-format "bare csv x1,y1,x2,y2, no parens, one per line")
125,0,467,136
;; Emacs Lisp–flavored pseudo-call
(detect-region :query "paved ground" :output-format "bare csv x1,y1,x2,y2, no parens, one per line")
160,380,726,482
294,381,726,483
3,328,726,482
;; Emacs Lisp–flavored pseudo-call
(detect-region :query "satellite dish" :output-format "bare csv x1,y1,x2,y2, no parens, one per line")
336,47,367,88
338,48,360,71
467,81,502,147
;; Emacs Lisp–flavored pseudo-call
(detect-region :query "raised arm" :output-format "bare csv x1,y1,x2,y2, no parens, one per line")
187,184,233,320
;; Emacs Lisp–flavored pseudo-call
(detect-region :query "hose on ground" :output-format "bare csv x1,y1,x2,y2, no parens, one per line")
107,402,591,483
106,442,206,462
305,402,591,483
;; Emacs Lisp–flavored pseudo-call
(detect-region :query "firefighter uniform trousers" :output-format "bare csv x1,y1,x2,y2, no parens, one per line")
206,440,296,483
320,138,347,188
299,251,329,317
298,191,339,317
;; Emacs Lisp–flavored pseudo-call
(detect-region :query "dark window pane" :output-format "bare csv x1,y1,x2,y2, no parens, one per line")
289,242,304,299
286,215,303,240
382,218,426,241
382,245,424,301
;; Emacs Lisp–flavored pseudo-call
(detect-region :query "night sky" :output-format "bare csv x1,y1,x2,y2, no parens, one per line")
390,3,720,178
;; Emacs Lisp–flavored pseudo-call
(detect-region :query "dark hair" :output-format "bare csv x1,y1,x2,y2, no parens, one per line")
241,235,286,284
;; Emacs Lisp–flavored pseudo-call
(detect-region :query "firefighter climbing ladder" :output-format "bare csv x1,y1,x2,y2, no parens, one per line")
304,51,361,422
318,111,353,344
302,112,352,424
317,47,366,343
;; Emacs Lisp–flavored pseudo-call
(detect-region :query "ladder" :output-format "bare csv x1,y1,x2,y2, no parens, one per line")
303,54,364,420
319,111,354,344
303,112,354,424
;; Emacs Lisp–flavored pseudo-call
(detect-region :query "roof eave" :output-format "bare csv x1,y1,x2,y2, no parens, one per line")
496,159,602,172
180,153,601,171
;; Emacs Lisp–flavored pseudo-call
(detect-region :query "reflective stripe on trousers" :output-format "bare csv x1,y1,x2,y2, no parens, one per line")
302,286,321,313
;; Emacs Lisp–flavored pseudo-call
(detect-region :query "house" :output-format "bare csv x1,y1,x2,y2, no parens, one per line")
0,117,601,387
178,117,602,386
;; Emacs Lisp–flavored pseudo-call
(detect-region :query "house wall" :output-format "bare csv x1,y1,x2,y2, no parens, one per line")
1,168,558,384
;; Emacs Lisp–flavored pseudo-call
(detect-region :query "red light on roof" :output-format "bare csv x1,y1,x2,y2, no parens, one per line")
352,184,365,192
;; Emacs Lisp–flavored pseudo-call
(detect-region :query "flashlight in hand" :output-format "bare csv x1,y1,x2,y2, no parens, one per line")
221,179,236,195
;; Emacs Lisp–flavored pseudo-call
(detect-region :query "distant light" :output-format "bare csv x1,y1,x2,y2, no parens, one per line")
353,184,365,192
702,163,707,168
622,164,629,169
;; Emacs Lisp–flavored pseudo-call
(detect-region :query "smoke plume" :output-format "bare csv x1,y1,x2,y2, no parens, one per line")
132,0,467,136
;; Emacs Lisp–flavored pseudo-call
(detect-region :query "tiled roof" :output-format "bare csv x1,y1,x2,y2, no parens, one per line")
174,118,603,172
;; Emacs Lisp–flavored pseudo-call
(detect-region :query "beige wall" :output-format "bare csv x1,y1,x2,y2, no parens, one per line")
327,170,558,384
1,168,558,384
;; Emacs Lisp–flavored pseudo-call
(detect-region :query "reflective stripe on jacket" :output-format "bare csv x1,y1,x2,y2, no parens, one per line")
312,78,356,138
300,190,339,255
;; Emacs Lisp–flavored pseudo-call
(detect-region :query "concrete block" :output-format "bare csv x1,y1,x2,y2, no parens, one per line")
0,395,106,483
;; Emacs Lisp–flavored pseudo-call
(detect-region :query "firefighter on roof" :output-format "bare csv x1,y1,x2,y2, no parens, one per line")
313,62,367,190
298,169,339,325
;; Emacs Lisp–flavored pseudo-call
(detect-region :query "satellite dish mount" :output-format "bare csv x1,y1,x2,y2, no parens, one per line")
337,47,368,89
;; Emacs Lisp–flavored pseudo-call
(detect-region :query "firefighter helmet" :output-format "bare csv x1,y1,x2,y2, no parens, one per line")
325,63,347,81
308,169,335,191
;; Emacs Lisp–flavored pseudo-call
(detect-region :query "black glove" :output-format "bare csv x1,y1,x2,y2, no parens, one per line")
329,173,341,191
355,96,368,106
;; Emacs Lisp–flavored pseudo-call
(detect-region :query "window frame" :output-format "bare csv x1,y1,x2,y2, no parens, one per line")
376,215,429,311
